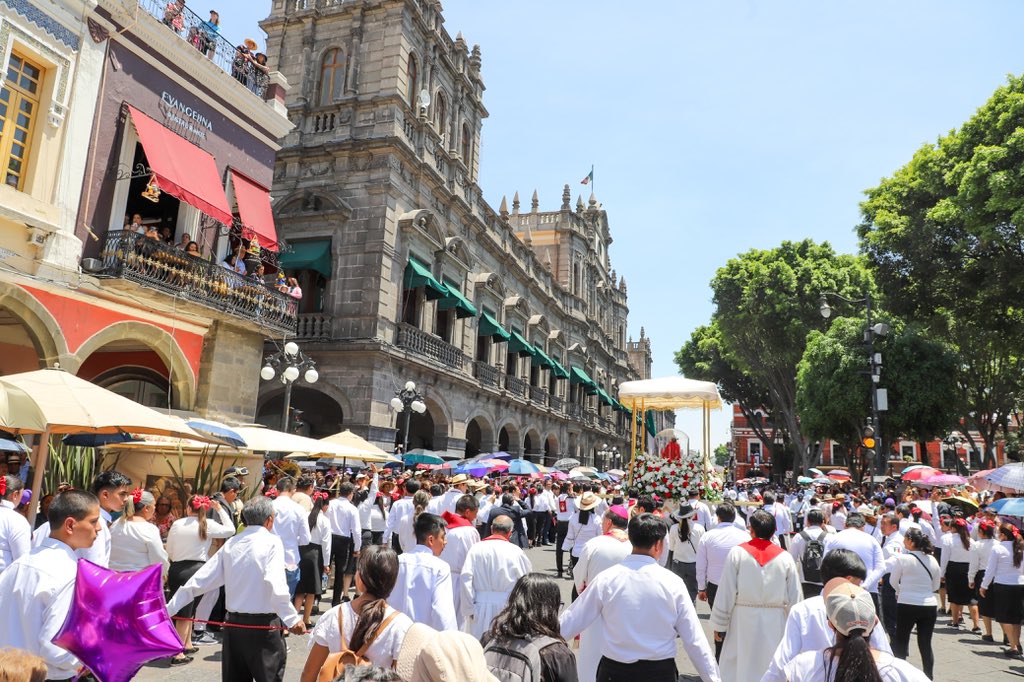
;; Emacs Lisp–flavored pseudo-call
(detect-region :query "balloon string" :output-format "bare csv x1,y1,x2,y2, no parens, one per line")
172,616,287,631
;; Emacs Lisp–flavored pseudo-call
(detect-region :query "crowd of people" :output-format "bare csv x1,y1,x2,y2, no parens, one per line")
0,461,1019,681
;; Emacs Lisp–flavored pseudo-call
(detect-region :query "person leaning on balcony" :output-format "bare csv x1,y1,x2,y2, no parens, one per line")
184,241,202,258
175,232,192,250
197,10,219,58
233,39,258,84
287,277,303,300
162,0,186,33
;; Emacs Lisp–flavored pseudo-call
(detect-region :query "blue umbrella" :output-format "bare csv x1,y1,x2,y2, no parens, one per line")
993,498,1024,517
507,459,540,476
988,497,1012,513
0,434,29,453
382,461,404,469
61,432,137,448
455,462,491,477
404,451,444,466
185,418,247,448
983,463,1024,493
481,451,514,461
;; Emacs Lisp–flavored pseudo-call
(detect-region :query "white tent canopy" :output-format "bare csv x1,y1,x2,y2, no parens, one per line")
617,377,722,410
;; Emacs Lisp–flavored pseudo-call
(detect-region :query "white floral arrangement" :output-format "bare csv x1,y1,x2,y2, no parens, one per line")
628,448,723,502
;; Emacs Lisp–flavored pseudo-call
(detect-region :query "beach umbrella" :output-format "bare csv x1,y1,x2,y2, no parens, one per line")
508,459,541,476
553,457,581,470
828,469,851,480
318,430,400,463
982,463,1024,493
914,473,967,488
900,466,940,482
993,498,1024,517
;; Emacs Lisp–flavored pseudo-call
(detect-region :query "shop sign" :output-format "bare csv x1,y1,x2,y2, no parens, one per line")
158,91,213,143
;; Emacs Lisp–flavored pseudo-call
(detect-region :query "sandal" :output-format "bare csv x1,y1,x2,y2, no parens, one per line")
170,656,192,666
183,647,199,654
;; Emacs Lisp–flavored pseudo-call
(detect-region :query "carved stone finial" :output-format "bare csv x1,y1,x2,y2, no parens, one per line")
512,191,520,214
588,192,597,208
531,189,539,213
469,44,482,70
640,326,645,339
500,195,509,219
455,31,466,47
576,195,584,213
561,184,571,210
620,276,627,293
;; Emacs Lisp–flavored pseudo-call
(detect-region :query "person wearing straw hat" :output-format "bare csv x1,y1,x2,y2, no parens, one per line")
438,474,470,517
562,491,602,598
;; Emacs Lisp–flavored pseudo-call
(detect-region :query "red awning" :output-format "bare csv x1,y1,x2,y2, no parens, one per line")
229,170,278,252
126,106,233,226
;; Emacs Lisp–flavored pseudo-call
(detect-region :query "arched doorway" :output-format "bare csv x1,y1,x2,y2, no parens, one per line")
498,423,519,456
523,428,541,462
257,386,344,437
544,434,559,466
397,409,436,451
465,415,494,457
79,343,179,409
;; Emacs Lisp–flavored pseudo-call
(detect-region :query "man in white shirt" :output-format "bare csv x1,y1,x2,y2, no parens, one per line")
390,512,458,631
761,549,893,682
762,492,793,549
460,515,532,638
878,511,905,641
270,477,312,599
425,483,445,515
822,512,886,607
325,482,361,605
789,508,832,598
554,483,576,578
440,494,480,626
166,497,305,681
560,513,721,682
687,489,714,531
530,481,554,546
384,479,420,554
38,471,129,567
0,489,100,680
437,474,470,516
696,503,750,610
0,475,31,574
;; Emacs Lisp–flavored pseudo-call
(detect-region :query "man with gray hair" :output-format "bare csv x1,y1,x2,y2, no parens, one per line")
166,497,305,682
459,514,532,639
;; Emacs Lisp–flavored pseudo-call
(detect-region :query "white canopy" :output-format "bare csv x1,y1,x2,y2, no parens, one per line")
232,425,366,457
617,376,722,410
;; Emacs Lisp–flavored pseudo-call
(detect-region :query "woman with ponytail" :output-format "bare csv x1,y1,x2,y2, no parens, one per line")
295,492,333,628
109,488,169,575
412,489,431,522
968,519,998,641
165,494,235,665
890,528,940,678
980,522,1024,657
939,516,978,631
784,579,928,681
301,545,413,681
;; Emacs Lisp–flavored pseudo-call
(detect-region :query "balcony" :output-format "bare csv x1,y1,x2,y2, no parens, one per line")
599,416,614,431
505,375,528,398
550,395,565,413
529,385,549,407
98,230,297,335
297,313,333,340
473,361,500,388
567,403,583,420
138,0,268,98
584,409,597,426
397,323,465,369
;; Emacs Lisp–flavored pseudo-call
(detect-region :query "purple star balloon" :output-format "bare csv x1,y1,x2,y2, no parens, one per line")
52,560,184,682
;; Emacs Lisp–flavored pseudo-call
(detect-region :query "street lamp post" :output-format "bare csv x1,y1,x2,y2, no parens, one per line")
597,443,612,470
260,341,319,433
819,292,889,487
390,381,426,455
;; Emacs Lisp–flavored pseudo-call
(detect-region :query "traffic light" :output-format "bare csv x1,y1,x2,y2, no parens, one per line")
861,425,876,450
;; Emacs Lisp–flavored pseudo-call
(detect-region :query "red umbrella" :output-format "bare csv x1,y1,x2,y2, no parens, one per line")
901,466,940,481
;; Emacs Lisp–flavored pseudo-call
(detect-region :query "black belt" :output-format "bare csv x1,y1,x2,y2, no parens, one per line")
226,612,278,624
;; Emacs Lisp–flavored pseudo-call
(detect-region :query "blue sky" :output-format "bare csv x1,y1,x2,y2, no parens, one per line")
193,1,1024,449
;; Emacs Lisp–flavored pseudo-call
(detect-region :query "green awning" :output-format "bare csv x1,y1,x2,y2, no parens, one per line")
479,312,511,342
550,359,570,379
279,239,331,277
508,330,537,357
596,389,615,407
533,347,555,369
570,365,597,390
404,257,448,300
437,282,478,319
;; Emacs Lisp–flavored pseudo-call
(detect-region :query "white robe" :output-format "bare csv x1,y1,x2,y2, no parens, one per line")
440,523,480,628
460,537,532,639
710,543,801,682
574,533,632,682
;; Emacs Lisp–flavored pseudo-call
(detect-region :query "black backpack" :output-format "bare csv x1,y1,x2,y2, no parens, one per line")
483,635,559,682
800,529,826,584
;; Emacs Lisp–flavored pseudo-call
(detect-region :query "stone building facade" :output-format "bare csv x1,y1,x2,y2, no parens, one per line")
258,0,665,464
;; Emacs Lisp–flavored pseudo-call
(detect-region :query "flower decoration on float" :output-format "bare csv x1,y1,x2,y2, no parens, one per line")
628,447,723,502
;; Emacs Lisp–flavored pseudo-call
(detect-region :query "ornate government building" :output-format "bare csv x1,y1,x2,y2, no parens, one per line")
258,0,671,464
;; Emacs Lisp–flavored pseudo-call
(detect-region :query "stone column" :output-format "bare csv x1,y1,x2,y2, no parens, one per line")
194,320,264,423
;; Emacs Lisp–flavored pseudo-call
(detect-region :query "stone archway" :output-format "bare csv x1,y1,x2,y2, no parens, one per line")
523,427,542,462
498,422,520,456
256,386,344,438
0,284,70,372
544,434,559,466
465,414,495,457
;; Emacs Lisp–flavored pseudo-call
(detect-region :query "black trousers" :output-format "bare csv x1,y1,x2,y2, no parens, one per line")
707,582,722,660
880,575,899,642
596,656,676,682
223,612,286,682
555,520,570,573
570,555,580,601
894,603,936,679
330,534,354,605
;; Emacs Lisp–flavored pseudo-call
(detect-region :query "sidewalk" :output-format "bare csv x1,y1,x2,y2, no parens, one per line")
136,542,1020,682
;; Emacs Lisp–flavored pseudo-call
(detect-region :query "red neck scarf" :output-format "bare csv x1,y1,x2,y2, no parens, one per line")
482,534,510,542
740,538,785,567
441,511,473,529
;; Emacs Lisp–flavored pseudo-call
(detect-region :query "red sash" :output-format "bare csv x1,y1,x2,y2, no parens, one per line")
739,538,785,567
482,534,509,542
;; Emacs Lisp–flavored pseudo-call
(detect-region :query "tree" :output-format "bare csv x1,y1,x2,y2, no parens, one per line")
859,75,1024,466
710,240,873,474
713,443,730,466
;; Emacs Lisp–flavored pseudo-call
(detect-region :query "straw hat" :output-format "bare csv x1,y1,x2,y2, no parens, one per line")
396,623,498,682
449,474,469,486
243,38,258,50
578,491,599,511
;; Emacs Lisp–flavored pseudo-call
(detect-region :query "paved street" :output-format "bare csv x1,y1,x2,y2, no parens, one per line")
137,542,1022,681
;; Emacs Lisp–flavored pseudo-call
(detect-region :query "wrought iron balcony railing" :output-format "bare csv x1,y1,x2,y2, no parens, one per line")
396,323,465,369
473,361,500,388
529,385,548,407
505,375,528,398
138,0,268,98
98,230,297,335
549,395,564,413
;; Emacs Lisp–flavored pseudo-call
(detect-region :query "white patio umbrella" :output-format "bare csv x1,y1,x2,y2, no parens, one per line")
983,462,1024,493
234,425,365,458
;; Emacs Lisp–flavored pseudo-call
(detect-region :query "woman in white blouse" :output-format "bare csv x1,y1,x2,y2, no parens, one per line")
889,527,941,679
668,504,705,603
939,517,978,631
109,489,169,575
980,522,1024,658
968,520,998,642
300,545,413,681
295,492,332,629
561,491,602,600
165,494,234,665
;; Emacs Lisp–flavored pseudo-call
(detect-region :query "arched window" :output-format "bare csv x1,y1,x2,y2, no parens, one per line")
461,122,471,163
319,48,346,106
406,54,418,107
433,91,447,136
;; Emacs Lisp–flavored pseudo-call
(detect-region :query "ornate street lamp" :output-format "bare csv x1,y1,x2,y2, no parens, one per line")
390,381,426,455
260,341,318,433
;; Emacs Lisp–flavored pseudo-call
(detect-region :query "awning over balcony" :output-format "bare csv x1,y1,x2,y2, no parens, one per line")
596,389,615,407
127,106,233,226
278,239,331,276
533,347,555,369
404,257,448,300
479,312,511,342
550,359,570,379
437,282,478,319
508,330,536,357
570,365,598,391
230,170,279,252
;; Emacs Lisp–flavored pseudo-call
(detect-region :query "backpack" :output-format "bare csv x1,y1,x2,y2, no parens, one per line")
800,529,827,585
317,605,400,682
483,635,560,682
